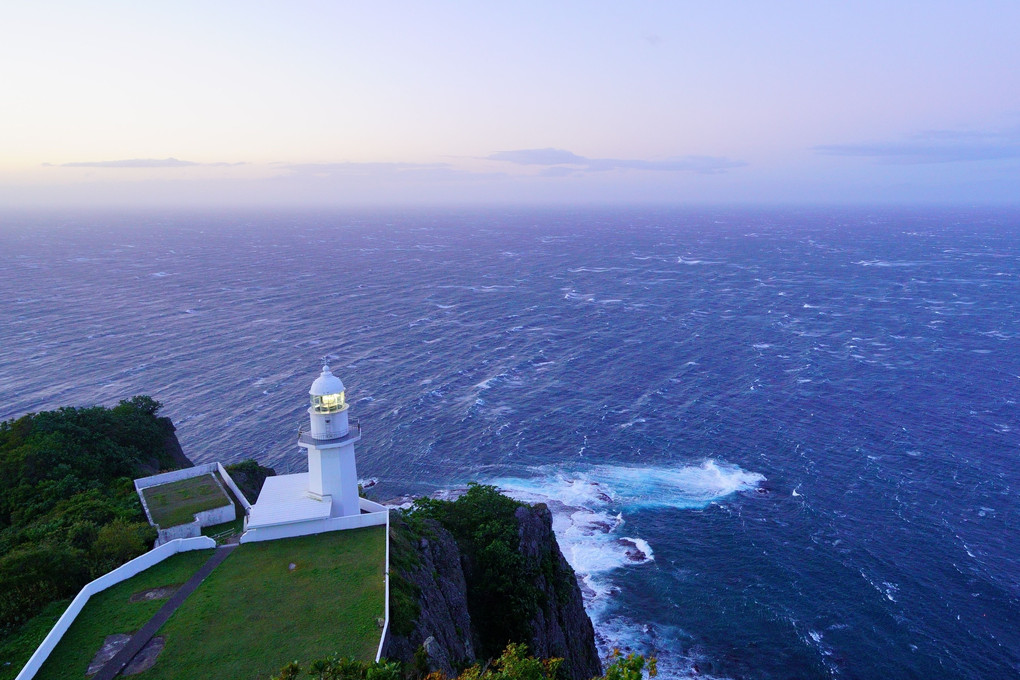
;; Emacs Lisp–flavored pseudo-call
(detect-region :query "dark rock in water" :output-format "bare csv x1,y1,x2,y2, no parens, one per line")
626,548,646,562
618,538,647,562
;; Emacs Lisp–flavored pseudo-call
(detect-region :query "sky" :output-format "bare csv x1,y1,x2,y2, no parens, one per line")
2,1,1019,207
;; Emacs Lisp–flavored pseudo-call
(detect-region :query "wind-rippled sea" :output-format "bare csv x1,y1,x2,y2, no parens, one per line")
1,208,1017,679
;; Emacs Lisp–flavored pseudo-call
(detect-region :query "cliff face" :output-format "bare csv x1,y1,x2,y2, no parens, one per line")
157,416,194,470
133,416,194,476
383,515,475,676
383,504,601,680
514,505,602,680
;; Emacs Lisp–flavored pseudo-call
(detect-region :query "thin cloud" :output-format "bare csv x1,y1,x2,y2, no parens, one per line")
487,148,588,165
815,128,1020,164
276,161,501,184
488,148,746,174
282,161,452,175
61,157,198,168
58,158,248,168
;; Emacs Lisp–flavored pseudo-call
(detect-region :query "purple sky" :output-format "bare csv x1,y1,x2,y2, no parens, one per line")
2,2,1018,206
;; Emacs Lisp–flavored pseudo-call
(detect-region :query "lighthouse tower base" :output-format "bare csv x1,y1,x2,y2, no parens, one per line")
241,473,386,543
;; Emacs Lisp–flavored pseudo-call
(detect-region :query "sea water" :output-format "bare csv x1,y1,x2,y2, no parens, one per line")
1,207,1017,679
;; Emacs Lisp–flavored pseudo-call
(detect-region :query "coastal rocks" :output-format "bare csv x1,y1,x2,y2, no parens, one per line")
514,504,602,680
382,515,474,677
157,417,194,471
383,504,601,680
133,417,194,476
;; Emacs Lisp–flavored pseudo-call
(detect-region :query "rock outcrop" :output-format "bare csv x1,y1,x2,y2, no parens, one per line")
383,515,475,677
133,416,194,475
514,504,601,680
223,459,277,504
383,503,601,680
157,417,194,470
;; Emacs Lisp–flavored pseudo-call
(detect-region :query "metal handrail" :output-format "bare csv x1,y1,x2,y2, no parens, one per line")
297,419,361,441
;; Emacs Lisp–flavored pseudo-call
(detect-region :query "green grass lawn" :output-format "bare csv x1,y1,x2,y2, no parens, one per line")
142,475,232,528
137,526,386,680
33,550,213,680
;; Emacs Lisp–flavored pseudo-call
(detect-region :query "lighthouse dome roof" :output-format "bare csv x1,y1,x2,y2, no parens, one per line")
310,365,345,395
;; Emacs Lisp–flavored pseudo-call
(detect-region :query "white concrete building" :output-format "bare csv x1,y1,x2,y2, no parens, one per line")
242,364,386,542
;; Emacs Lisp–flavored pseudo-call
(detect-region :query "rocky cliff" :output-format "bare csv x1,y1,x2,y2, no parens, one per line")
156,416,194,471
513,504,601,680
383,514,475,675
383,498,601,680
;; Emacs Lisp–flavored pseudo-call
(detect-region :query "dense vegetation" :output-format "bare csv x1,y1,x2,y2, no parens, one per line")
269,644,655,680
409,484,541,659
0,397,179,636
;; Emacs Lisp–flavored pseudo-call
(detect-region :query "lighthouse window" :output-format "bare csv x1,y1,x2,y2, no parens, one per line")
312,392,345,413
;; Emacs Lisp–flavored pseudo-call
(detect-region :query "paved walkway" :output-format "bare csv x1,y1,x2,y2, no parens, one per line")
92,544,237,680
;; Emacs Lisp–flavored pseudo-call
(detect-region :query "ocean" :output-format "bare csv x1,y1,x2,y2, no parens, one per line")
1,207,1017,679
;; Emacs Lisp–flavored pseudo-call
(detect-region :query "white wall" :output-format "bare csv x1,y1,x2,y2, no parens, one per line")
156,520,201,546
216,462,252,510
194,502,235,528
15,537,216,680
134,463,219,491
239,510,387,543
359,498,387,513
375,510,391,663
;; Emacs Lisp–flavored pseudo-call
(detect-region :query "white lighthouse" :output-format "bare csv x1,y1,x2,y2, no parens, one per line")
300,364,361,517
242,363,387,543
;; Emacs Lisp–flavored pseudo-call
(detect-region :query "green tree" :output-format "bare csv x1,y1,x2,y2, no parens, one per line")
0,396,178,634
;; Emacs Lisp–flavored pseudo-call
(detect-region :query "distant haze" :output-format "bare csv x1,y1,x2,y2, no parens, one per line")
2,2,1019,207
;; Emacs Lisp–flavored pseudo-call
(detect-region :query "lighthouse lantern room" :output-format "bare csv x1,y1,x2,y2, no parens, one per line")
308,365,349,440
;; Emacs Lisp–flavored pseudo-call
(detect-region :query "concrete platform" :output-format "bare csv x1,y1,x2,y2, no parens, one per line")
246,473,332,529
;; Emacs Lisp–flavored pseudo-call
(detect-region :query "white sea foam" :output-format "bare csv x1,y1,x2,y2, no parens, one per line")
489,460,765,639
676,257,721,265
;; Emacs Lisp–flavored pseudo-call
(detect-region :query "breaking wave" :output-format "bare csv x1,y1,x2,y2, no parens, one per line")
488,460,764,671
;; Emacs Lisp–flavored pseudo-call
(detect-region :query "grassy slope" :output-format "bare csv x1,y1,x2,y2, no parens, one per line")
33,550,213,680
137,526,386,680
142,475,231,528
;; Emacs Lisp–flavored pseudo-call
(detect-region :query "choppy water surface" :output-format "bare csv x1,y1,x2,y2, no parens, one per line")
1,208,1017,678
